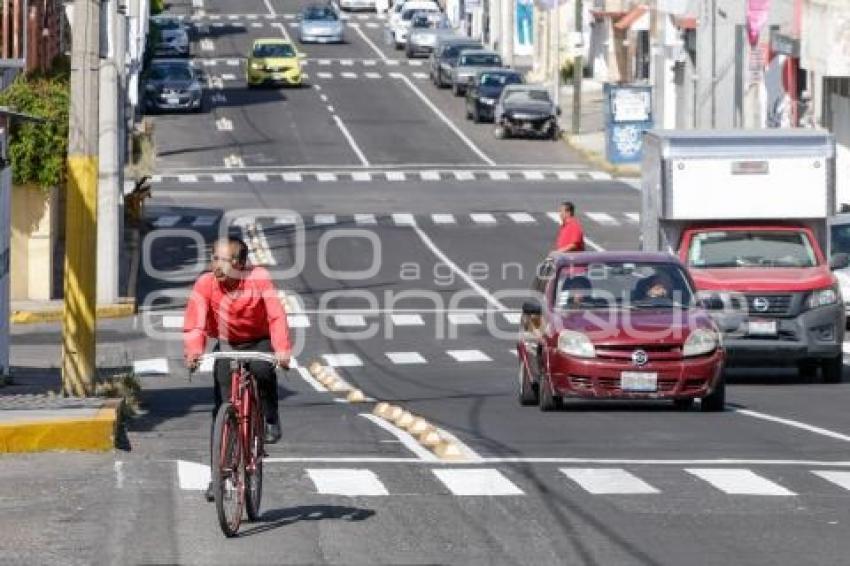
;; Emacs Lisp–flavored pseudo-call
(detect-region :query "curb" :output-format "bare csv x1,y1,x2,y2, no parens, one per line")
0,398,121,453
563,135,641,178
11,301,136,325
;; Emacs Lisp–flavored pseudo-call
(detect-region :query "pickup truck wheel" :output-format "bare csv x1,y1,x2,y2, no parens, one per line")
518,362,539,406
539,374,560,412
672,398,694,411
822,354,844,383
700,375,726,412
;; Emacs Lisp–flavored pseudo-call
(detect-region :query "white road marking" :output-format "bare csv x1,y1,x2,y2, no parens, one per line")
191,216,217,227
334,314,367,327
200,38,215,51
625,212,640,223
307,468,389,496
556,171,577,181
420,170,441,181
431,213,455,224
133,357,171,375
250,21,263,27
340,59,354,66
341,72,358,79
318,59,331,65
488,170,510,181
322,353,363,367
314,214,336,225
226,58,239,66
585,212,619,226
178,174,198,183
386,171,406,181
448,313,481,325
212,174,233,183
327,105,334,113
453,170,475,181
502,312,522,324
199,356,214,373
734,408,850,445
220,73,236,80
287,314,311,328
354,213,377,224
352,24,389,62
386,351,427,365
392,213,416,226
588,171,613,180
686,469,796,496
317,72,333,79
508,212,536,224
263,456,850,466
177,460,211,490
296,366,326,392
365,72,381,79
546,212,561,223
282,172,303,182
812,471,850,491
316,172,338,182
470,213,497,224
363,59,377,66
434,469,524,496
223,154,244,168
352,172,372,182
360,414,440,461
247,173,268,182
152,215,181,228
560,468,660,495
393,74,495,166
447,349,492,362
522,170,545,181
408,60,424,66
390,313,425,326
412,72,428,79
333,115,370,166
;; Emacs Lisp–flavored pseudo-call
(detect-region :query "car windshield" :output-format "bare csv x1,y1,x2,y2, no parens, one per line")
253,43,296,58
479,72,521,87
149,64,193,81
687,230,818,268
303,7,338,20
831,224,850,255
412,13,444,27
460,53,500,66
443,44,479,59
504,89,551,103
555,263,695,311
403,8,436,20
154,18,182,30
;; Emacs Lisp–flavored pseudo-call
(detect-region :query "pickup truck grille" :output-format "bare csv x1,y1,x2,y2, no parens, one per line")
744,294,792,315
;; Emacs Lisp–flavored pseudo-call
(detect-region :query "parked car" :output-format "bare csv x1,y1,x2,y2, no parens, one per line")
143,59,206,113
465,68,524,122
449,48,503,96
151,15,190,57
246,39,303,87
298,5,345,43
386,0,441,49
429,36,482,88
494,84,560,139
405,11,453,58
517,252,726,412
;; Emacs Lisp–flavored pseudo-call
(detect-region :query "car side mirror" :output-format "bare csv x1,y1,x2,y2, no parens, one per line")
521,300,543,316
831,252,850,270
556,106,562,116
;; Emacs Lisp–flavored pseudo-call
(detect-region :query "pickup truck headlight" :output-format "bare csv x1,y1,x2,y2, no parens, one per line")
558,330,595,358
683,329,718,357
806,286,839,310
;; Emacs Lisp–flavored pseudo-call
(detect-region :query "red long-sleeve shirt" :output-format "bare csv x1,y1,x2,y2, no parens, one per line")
554,217,585,252
183,267,292,357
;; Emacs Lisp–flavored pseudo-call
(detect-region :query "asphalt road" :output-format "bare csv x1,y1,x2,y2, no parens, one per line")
4,0,850,564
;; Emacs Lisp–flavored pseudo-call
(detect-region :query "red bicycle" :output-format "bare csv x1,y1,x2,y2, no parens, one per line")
199,351,278,537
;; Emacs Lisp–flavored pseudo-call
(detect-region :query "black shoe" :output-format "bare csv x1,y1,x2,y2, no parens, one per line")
264,421,282,444
204,481,215,503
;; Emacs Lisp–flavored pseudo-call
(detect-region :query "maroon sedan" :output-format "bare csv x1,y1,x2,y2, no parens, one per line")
517,252,726,411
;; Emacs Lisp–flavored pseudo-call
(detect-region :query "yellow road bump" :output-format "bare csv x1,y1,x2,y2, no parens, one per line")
418,430,442,447
308,359,324,376
434,439,465,460
347,389,366,403
373,402,392,418
394,411,415,429
407,417,432,436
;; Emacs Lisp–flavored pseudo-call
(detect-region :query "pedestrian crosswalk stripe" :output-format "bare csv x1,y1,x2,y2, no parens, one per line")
431,213,456,224
152,215,181,228
318,59,331,65
365,72,381,79
448,313,482,325
507,212,535,224
392,213,416,226
247,173,268,182
560,468,660,495
523,170,545,181
556,171,577,181
363,59,377,65
213,174,233,183
316,172,338,182
191,215,218,227
323,353,364,367
390,313,425,326
282,172,303,182
162,315,184,328
585,212,618,226
433,469,524,496
454,171,475,181
307,469,389,496
274,213,299,225
354,213,377,224
447,349,491,362
421,170,441,181
386,171,406,181
546,212,561,223
341,72,358,79
287,314,311,328
133,358,170,376
502,312,522,324
588,171,613,180
685,468,796,496
812,471,850,491
351,172,372,182
340,59,354,66
178,174,198,183
317,72,333,79
489,171,510,181
334,314,367,327
412,72,428,80
314,214,336,225
386,351,427,365
251,22,263,28
470,213,497,224
625,212,640,223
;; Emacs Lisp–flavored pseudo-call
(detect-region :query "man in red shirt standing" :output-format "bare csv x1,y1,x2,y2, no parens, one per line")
552,201,585,253
183,237,291,499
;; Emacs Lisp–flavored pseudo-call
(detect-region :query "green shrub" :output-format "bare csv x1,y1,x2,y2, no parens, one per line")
150,0,165,15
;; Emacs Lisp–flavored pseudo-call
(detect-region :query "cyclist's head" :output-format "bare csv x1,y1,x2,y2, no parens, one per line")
211,237,249,281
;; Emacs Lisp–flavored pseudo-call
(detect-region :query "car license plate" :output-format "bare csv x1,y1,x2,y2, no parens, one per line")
621,372,657,392
747,320,777,336
166,97,179,105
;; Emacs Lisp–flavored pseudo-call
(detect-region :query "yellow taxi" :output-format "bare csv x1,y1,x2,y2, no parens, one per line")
246,38,302,87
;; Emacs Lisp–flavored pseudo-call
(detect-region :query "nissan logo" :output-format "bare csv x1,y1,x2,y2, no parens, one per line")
631,350,649,366
752,297,770,312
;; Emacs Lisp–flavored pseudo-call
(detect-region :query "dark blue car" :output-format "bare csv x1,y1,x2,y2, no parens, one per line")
464,69,524,123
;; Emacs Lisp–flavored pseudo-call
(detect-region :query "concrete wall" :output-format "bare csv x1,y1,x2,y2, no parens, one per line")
11,184,57,301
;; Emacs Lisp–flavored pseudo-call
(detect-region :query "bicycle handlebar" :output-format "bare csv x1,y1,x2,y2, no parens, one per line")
198,351,280,365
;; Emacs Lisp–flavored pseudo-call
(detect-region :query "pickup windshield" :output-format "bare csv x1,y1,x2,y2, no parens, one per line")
687,230,818,268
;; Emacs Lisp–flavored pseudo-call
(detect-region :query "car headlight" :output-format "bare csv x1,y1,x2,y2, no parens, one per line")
250,62,263,70
806,285,840,309
558,330,596,358
683,329,718,357
188,84,202,93
479,97,495,105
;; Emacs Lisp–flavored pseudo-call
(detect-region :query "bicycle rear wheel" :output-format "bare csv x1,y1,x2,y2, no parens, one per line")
212,403,244,537
245,404,264,521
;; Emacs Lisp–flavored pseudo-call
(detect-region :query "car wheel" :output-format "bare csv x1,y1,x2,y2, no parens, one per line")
472,107,481,124
550,124,560,140
539,374,560,412
452,83,462,96
672,398,694,411
518,361,539,406
436,72,446,88
822,354,844,383
465,105,472,120
700,375,725,412
394,42,403,50
494,125,509,139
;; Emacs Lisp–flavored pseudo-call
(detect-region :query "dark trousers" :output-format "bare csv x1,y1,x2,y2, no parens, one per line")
209,337,279,467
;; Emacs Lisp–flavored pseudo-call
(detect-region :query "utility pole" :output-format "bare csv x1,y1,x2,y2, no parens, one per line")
501,0,513,66
571,0,582,134
551,1,560,110
62,0,100,397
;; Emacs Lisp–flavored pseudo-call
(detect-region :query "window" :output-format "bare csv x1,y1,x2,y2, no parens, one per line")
460,53,501,66
688,230,818,268
150,65,193,81
504,89,551,104
304,7,338,20
480,73,521,87
253,43,296,58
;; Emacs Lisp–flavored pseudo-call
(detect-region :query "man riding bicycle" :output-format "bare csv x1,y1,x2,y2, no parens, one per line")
183,237,292,500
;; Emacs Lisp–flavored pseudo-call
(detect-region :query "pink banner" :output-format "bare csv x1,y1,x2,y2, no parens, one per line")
747,0,771,47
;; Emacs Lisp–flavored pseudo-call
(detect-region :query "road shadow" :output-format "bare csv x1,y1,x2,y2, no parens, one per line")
238,504,375,537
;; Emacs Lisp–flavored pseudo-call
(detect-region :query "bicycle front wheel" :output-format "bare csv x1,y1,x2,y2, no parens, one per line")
212,403,244,537
245,404,264,521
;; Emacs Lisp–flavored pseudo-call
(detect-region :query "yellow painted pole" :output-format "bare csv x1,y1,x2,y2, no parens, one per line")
62,0,100,397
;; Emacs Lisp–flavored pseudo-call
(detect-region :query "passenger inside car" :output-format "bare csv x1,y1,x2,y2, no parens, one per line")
559,275,592,309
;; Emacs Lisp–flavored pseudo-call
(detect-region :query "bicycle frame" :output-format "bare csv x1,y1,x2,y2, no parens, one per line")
227,360,264,477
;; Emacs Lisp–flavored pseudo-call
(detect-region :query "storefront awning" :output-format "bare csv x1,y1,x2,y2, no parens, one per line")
614,5,648,31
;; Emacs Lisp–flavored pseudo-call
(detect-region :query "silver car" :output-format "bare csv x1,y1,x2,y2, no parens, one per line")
151,15,190,57
298,5,345,43
405,12,453,58
450,49,503,96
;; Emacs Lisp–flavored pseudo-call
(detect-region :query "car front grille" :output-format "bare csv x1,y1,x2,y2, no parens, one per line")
744,294,793,315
